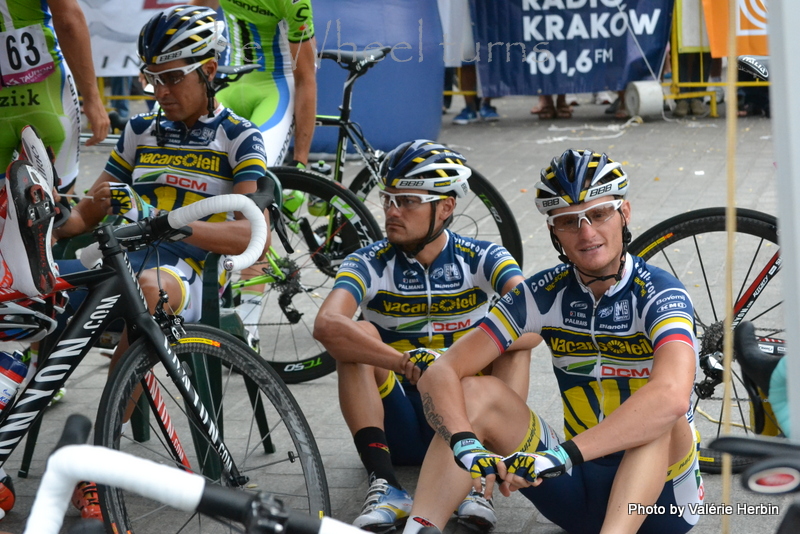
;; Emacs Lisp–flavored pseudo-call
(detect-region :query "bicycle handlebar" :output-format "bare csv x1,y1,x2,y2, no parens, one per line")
80,194,267,272
26,417,364,534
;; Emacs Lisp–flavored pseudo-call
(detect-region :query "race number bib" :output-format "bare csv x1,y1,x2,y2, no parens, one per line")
0,24,54,86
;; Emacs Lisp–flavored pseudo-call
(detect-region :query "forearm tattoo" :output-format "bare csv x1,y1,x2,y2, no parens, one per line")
422,392,451,442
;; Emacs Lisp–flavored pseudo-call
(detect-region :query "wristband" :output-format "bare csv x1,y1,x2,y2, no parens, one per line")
450,432,478,450
560,439,584,466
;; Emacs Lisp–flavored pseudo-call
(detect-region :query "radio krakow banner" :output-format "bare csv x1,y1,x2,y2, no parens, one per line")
469,0,675,96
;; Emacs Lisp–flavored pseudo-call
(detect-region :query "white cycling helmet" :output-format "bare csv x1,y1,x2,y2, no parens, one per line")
379,140,471,198
138,5,227,66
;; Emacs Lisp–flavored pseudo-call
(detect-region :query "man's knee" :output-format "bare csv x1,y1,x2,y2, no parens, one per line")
138,270,182,313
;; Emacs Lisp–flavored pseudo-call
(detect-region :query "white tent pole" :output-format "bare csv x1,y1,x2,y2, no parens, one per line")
769,0,800,442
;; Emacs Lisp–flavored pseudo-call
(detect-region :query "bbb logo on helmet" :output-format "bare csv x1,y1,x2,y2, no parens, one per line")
398,180,425,187
589,184,613,197
541,198,560,207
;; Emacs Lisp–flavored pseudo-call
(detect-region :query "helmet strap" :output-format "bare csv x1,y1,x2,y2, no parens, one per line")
154,107,166,147
403,201,450,259
199,68,216,118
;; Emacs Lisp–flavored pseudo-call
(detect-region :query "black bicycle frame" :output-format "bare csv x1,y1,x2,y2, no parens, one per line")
0,225,245,484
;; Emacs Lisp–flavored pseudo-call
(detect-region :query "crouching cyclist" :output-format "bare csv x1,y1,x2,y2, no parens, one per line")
405,149,704,534
44,5,273,522
313,140,541,532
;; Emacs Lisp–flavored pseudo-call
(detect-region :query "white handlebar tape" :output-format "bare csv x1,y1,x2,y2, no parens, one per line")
24,445,205,534
167,194,267,271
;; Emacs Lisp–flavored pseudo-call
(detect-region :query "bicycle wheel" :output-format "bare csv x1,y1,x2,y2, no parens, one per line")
629,207,783,474
349,164,524,266
95,324,329,532
247,167,383,383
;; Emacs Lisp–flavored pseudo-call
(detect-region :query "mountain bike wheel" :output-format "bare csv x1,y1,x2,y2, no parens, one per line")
95,324,330,533
349,164,524,267
629,207,783,474
250,167,383,383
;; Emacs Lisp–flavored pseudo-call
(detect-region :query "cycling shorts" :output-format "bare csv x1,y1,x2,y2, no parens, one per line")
56,245,204,324
216,70,294,167
517,410,704,534
0,61,80,190
379,370,435,466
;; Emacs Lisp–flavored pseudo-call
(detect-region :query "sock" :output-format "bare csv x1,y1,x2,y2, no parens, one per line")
403,516,441,534
354,426,402,489
235,291,262,343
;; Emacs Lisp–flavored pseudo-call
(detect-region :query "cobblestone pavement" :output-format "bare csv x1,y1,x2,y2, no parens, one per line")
0,95,789,533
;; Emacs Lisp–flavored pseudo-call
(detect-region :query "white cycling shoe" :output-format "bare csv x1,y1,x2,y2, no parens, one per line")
353,478,413,532
457,489,497,532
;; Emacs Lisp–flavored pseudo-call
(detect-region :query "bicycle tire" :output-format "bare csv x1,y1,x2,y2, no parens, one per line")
95,324,330,532
349,164,524,267
246,167,382,383
629,207,782,474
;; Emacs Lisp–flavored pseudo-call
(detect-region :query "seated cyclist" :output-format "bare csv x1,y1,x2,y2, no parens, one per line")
403,149,704,534
49,5,272,521
313,140,540,533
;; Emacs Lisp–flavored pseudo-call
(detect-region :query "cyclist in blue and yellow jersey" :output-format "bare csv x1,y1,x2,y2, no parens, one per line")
402,149,704,534
0,0,109,193
314,140,541,533
189,0,316,351
51,6,272,521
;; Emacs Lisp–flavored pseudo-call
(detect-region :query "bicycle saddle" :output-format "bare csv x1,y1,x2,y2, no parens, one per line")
319,47,391,71
738,55,770,82
735,320,783,396
212,63,260,93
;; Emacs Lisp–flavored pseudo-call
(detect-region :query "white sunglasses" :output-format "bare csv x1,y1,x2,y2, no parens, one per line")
378,191,449,211
141,59,210,87
547,199,624,233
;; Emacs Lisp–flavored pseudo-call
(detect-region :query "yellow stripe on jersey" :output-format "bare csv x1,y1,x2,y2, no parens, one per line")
338,272,367,297
378,371,398,398
600,378,621,418
233,157,267,174
110,150,134,171
563,384,601,437
490,259,517,289
185,257,204,276
147,187,178,212
488,306,520,342
650,315,693,339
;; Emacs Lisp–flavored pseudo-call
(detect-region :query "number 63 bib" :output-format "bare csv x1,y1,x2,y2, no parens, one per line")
0,24,54,87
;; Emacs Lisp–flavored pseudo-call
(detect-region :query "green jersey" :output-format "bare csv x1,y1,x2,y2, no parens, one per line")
219,0,314,78
0,0,61,87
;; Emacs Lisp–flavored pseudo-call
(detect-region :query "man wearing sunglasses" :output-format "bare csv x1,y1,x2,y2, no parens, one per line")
403,149,704,534
49,6,271,520
314,140,540,533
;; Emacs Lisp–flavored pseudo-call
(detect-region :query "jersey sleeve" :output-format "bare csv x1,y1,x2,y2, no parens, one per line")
482,244,523,295
103,120,139,184
228,121,267,183
332,252,371,304
644,288,696,352
478,282,533,352
281,0,315,42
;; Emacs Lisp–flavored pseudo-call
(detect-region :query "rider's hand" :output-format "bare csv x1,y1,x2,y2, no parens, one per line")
502,441,584,486
82,93,111,146
451,433,504,497
398,348,440,385
107,183,157,222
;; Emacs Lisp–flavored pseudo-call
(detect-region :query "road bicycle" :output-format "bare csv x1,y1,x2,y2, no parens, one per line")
246,47,523,383
27,415,358,534
1,187,330,532
629,207,784,473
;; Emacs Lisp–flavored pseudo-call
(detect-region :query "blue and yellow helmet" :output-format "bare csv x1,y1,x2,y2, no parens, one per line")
535,149,628,215
379,140,471,198
138,5,227,66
